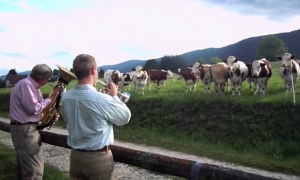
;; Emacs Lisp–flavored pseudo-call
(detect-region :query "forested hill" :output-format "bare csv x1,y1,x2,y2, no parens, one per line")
181,29,300,65
97,29,300,74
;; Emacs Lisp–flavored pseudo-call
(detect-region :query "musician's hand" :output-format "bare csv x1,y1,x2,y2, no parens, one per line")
53,113,60,124
107,82,118,96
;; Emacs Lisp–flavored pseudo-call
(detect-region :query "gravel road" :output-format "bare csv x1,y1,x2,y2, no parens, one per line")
0,117,299,180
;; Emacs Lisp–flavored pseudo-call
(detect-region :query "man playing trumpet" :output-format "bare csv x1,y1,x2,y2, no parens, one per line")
60,54,132,180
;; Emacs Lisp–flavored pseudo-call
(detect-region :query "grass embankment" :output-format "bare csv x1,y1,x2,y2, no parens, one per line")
0,144,68,180
1,62,300,176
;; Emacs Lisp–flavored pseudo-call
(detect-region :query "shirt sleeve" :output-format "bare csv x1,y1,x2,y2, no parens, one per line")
102,95,131,126
18,83,52,115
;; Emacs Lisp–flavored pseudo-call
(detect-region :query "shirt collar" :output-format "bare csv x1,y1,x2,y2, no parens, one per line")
27,76,40,89
74,84,97,91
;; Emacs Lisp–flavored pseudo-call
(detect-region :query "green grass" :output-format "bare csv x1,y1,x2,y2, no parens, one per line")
0,144,68,180
1,61,300,176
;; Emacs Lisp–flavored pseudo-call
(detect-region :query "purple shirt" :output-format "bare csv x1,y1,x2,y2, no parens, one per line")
9,76,51,123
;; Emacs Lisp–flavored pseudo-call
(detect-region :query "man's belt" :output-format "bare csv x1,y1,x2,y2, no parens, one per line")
74,145,111,152
10,120,38,125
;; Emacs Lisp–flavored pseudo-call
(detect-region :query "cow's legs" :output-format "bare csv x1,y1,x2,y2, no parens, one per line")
148,81,152,90
141,85,145,95
193,82,196,91
238,81,242,96
284,79,289,93
254,81,259,95
248,78,253,91
231,82,236,96
161,80,166,91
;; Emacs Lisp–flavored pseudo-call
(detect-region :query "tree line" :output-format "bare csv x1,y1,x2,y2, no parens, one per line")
143,35,287,72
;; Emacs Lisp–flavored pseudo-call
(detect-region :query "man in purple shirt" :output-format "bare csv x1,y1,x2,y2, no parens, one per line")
9,64,59,180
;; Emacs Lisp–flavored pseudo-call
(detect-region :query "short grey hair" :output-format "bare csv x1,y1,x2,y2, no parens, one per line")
30,64,52,81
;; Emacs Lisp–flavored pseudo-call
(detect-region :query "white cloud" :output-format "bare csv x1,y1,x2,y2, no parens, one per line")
1,0,300,74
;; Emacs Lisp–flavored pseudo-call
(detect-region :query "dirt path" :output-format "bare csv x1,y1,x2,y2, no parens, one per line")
0,117,299,180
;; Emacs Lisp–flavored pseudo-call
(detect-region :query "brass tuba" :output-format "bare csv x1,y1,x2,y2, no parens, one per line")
37,64,77,130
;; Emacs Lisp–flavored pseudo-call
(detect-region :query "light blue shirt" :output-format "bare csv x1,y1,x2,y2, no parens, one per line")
60,84,131,150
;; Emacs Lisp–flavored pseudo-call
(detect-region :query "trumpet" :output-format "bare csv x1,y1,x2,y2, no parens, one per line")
95,80,130,103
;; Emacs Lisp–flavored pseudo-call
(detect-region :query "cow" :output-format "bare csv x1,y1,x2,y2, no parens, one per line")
277,53,300,93
103,69,122,85
246,63,254,91
131,65,148,95
191,62,212,93
192,62,230,95
146,69,173,90
177,67,198,91
251,58,272,95
225,56,249,96
117,71,136,92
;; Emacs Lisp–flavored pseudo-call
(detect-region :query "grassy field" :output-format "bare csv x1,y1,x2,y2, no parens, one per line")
0,144,68,180
1,61,300,176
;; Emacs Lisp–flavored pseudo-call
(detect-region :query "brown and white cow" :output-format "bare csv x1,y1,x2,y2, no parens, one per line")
131,65,148,95
177,67,198,91
277,53,300,93
146,69,173,90
192,62,230,95
225,56,249,96
104,69,122,85
251,58,272,95
117,71,136,92
191,62,212,93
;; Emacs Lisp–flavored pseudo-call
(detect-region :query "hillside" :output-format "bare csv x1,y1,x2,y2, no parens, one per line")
99,29,300,71
181,29,300,65
99,60,146,72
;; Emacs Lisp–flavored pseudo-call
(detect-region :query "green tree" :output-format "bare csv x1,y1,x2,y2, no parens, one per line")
160,55,187,72
197,58,205,64
209,57,221,64
143,59,161,70
98,68,104,78
256,35,288,62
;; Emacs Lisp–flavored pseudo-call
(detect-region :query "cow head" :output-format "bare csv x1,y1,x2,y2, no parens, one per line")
277,53,296,68
226,56,239,69
166,70,174,79
230,62,241,75
132,65,146,78
111,70,122,84
191,62,201,74
251,60,267,78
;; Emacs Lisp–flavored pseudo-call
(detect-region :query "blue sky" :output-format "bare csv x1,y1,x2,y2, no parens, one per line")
1,0,300,75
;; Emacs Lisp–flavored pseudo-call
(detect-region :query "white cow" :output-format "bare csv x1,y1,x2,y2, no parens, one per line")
226,56,249,96
131,65,148,95
103,69,122,85
251,58,272,95
277,53,300,93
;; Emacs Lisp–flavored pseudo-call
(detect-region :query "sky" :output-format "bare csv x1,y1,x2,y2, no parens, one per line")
1,0,300,75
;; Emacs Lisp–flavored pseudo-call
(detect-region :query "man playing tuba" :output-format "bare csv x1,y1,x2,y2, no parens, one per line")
9,64,60,180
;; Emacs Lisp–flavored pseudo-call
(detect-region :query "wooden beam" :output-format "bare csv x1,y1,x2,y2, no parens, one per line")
0,121,279,180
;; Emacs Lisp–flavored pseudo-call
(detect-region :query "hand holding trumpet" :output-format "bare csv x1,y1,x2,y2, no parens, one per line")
102,82,118,97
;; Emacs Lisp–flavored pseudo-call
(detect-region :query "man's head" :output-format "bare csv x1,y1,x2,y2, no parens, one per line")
73,54,98,84
30,64,52,87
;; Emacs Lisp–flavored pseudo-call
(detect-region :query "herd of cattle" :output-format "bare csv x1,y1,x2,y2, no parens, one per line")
102,53,300,96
